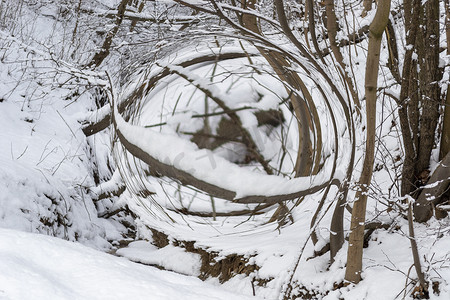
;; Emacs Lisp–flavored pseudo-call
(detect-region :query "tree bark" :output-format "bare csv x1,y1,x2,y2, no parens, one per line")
87,0,128,68
416,0,441,176
362,0,372,17
399,0,442,199
440,2,450,160
414,151,450,222
398,0,421,196
345,0,390,284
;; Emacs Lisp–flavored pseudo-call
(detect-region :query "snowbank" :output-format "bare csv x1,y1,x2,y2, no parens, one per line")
0,228,259,300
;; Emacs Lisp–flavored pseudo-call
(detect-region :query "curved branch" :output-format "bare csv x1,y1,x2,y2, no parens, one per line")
167,202,274,217
305,0,325,62
158,63,273,174
112,101,338,204
324,0,361,112
82,51,255,136
240,0,319,176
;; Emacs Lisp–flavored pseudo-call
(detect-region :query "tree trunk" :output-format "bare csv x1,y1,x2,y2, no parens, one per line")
130,0,145,31
399,0,421,196
399,0,442,200
440,1,450,160
345,0,390,284
87,0,128,68
413,151,450,222
416,0,441,176
408,200,427,291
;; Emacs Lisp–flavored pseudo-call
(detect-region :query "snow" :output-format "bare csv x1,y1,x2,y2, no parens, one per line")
0,228,258,300
0,1,449,300
114,95,331,200
116,241,202,276
0,64,115,248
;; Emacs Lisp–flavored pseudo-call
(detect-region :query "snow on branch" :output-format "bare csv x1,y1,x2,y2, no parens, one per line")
82,48,258,136
111,93,336,204
85,8,206,24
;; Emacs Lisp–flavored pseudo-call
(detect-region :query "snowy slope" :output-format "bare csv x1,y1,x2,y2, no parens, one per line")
0,228,259,300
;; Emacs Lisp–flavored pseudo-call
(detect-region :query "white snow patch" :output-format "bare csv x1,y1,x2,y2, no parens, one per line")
0,228,259,300
116,241,202,276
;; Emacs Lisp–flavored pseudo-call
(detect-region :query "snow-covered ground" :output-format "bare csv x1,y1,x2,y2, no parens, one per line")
0,1,449,300
0,228,258,300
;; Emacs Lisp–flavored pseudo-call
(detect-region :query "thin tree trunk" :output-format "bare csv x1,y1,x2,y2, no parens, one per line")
87,0,128,68
329,186,347,261
130,0,145,31
385,20,400,83
325,0,361,112
408,200,428,291
345,0,390,284
306,0,324,63
71,0,83,43
399,0,420,196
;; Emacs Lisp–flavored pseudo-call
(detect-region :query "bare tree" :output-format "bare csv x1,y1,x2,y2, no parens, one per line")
345,0,390,284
